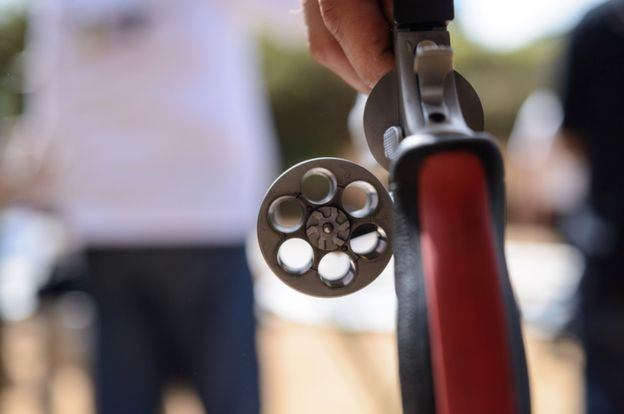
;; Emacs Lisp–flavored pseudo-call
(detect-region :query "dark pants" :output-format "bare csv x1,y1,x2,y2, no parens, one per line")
580,257,624,414
86,246,260,414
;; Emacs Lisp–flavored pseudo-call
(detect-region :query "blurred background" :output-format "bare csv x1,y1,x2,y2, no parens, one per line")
0,0,609,412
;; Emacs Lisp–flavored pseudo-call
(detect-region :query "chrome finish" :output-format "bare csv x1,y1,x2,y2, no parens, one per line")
257,158,394,297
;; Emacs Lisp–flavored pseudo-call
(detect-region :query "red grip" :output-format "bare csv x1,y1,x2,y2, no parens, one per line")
418,151,517,414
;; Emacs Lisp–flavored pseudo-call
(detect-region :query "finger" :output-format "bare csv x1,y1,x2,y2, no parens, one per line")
301,0,369,92
319,0,394,89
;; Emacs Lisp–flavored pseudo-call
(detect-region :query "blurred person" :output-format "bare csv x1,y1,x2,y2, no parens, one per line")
2,0,288,413
557,1,624,412
507,90,588,224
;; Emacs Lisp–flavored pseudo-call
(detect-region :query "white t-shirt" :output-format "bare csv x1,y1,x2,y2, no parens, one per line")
20,0,285,246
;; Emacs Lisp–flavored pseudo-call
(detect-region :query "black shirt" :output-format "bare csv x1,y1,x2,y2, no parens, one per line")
561,0,624,252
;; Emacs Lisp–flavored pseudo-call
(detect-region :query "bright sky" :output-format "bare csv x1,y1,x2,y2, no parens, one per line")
0,0,609,50
0,0,23,9
455,0,605,50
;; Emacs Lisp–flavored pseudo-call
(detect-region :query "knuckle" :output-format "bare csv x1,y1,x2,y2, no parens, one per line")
318,0,342,36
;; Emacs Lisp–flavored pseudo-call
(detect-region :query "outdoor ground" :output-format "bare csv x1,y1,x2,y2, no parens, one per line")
0,223,585,413
0,314,583,414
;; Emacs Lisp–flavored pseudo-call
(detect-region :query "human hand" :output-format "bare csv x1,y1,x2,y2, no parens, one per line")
302,0,394,93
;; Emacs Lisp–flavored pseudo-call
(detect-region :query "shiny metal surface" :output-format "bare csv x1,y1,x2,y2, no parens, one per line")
257,158,394,297
363,32,485,171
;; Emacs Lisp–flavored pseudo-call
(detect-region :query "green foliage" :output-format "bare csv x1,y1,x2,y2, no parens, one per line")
450,23,564,139
0,7,27,118
262,39,356,169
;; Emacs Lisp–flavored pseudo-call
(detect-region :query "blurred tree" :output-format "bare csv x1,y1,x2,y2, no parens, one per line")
451,23,564,139
0,7,27,119
262,39,356,169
